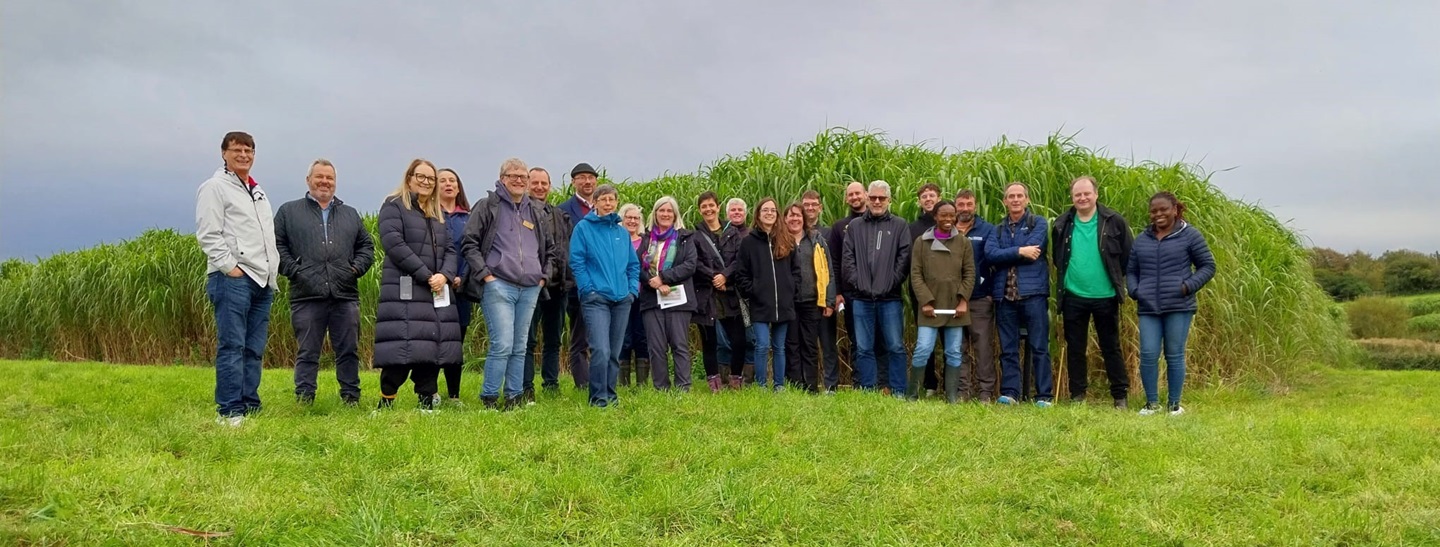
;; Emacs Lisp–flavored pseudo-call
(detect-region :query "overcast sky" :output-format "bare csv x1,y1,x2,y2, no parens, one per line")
3,1,1437,260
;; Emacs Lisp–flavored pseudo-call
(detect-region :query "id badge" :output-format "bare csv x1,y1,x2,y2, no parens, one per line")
400,277,414,301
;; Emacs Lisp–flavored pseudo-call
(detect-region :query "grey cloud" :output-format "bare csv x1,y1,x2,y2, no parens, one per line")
3,0,1438,259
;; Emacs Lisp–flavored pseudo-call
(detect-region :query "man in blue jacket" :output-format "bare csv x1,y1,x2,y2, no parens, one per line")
984,182,1054,407
953,189,998,402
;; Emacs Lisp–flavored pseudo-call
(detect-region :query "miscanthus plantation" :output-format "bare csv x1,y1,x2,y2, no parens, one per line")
0,129,1347,385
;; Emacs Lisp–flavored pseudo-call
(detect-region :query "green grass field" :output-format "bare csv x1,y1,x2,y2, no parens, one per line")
3,361,1438,545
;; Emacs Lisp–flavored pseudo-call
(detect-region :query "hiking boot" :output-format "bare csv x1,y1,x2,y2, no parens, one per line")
503,395,523,411
1139,403,1162,416
741,364,755,386
481,396,499,411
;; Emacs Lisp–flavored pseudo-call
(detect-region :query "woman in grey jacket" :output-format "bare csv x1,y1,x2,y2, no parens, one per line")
1126,192,1217,416
373,159,463,412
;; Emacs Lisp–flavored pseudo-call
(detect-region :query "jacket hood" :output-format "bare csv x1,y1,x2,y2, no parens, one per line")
583,210,621,224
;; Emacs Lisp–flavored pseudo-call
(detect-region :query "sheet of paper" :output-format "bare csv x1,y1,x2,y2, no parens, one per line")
658,284,689,309
433,284,451,308
933,309,957,315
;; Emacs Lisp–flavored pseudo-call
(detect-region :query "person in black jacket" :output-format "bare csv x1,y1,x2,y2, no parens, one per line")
784,201,836,392
638,196,699,390
841,181,912,394
373,159,462,412
715,198,751,389
274,159,375,406
830,181,889,391
1127,192,1216,416
734,197,801,391
1052,176,1134,408
691,191,726,392
524,167,571,397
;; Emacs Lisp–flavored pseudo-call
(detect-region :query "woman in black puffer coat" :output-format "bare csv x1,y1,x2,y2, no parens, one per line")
373,158,463,411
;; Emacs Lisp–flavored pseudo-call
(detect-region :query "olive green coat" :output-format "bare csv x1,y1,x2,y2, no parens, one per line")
909,228,976,328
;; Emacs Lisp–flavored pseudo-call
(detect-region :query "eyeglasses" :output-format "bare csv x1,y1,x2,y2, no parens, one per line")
868,196,889,202
412,173,437,183
501,173,527,181
226,147,254,155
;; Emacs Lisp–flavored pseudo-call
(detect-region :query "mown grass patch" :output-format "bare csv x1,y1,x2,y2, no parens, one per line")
2,360,1438,545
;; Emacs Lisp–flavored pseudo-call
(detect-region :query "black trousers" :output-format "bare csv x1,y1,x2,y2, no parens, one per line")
785,304,823,391
566,288,590,388
526,290,568,390
379,365,440,402
698,323,720,376
290,299,361,399
820,309,840,390
719,316,749,376
1062,295,1128,400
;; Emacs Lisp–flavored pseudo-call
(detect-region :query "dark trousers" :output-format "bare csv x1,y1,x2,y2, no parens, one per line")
441,295,472,398
1062,295,1128,400
997,295,1054,401
697,323,719,376
719,316,749,376
290,298,361,399
785,304,823,391
379,365,440,403
566,288,591,388
820,309,840,390
961,297,998,401
526,290,568,390
842,294,889,388
644,309,693,390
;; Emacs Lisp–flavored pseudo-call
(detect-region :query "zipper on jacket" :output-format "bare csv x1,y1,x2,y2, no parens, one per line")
768,237,780,323
247,183,273,281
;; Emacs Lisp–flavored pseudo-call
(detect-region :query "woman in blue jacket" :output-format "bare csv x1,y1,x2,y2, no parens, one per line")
1126,192,1216,416
437,168,470,405
569,184,642,407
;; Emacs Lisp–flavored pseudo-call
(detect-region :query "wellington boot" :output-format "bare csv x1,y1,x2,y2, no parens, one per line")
619,361,632,387
944,366,962,404
905,367,926,401
636,359,650,387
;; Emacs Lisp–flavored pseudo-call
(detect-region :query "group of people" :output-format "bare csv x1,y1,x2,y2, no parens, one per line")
196,131,1217,427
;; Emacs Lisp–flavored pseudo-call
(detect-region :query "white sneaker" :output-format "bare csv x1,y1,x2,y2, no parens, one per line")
431,393,442,407
1138,404,1162,416
1168,405,1186,416
419,408,437,415
215,415,245,427
925,389,936,398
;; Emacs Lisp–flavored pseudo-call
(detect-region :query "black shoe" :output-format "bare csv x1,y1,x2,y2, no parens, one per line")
481,396,499,411
503,395,523,411
523,388,536,406
376,398,395,410
418,394,436,411
1070,394,1087,404
1113,398,1128,410
296,393,315,406
342,396,360,407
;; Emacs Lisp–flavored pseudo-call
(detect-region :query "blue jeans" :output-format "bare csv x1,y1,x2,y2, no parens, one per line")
752,322,789,388
582,292,634,407
912,326,965,369
1139,312,1195,406
480,279,541,399
205,272,274,417
997,295,1054,401
852,299,906,392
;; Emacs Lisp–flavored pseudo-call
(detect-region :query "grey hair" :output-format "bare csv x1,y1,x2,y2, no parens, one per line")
725,197,747,211
618,203,642,219
594,183,619,201
868,180,891,197
498,157,528,178
647,196,686,230
308,158,334,176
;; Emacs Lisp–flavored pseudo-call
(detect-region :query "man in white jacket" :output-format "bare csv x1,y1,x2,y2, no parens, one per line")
195,131,278,426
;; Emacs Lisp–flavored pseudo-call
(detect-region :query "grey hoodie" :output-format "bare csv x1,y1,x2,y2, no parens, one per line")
195,166,279,287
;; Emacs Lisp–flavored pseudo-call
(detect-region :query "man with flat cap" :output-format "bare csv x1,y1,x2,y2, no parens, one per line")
559,163,600,388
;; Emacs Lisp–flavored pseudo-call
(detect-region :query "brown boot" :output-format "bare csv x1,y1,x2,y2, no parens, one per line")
742,364,755,387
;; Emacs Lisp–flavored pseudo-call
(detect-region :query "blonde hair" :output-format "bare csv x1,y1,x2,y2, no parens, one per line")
386,158,444,221
646,196,685,230
619,203,643,220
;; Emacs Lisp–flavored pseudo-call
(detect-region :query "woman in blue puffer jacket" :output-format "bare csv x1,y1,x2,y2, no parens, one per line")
1126,191,1216,416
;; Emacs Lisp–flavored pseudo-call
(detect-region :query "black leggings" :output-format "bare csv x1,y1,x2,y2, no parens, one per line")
440,365,462,398
720,316,748,376
380,366,440,401
698,323,720,376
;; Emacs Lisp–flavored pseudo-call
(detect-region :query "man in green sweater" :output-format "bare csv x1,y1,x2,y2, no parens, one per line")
1052,176,1134,408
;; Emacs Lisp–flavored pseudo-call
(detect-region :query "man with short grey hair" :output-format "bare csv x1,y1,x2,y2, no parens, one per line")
840,180,912,394
274,159,375,406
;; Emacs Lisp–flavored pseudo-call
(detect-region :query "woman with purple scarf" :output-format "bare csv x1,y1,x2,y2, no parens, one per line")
636,196,700,391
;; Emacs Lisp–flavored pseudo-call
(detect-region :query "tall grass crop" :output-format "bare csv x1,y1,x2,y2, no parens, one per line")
0,129,1348,385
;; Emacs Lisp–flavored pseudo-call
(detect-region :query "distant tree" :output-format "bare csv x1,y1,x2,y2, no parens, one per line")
1310,247,1349,274
1315,270,1370,301
1384,256,1440,295
1347,251,1386,294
